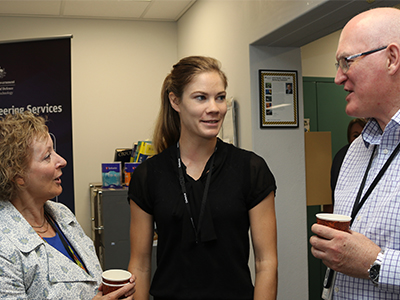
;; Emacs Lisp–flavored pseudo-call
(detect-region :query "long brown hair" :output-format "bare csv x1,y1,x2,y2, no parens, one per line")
152,56,228,153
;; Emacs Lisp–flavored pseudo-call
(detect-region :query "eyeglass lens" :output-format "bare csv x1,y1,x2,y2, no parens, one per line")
335,45,388,74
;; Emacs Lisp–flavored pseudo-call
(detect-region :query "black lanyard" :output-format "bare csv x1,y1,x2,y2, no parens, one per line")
350,142,400,225
176,142,216,243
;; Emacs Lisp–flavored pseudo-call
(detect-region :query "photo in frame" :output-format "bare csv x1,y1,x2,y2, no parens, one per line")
259,70,298,128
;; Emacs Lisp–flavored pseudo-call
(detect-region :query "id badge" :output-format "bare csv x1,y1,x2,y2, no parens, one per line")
322,267,337,300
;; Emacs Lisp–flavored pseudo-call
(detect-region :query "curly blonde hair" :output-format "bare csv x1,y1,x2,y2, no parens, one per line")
0,111,49,200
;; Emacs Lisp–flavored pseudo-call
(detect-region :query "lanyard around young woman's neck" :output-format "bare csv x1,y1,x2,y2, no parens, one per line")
350,142,400,225
176,141,216,244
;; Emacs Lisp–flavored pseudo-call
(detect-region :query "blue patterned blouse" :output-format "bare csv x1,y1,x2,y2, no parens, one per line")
0,200,102,299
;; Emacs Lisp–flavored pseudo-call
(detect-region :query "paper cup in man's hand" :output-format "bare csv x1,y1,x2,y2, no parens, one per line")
316,213,351,232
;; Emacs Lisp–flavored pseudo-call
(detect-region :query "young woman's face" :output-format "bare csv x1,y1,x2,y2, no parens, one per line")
170,71,227,141
20,134,67,201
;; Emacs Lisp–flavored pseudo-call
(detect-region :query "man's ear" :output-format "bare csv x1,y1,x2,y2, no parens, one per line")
387,43,400,75
169,92,180,113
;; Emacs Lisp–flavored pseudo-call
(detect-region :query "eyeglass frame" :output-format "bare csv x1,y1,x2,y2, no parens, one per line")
335,45,388,73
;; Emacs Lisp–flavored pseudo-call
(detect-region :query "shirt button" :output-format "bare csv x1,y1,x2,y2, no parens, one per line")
335,287,339,293
383,149,389,154
357,216,362,221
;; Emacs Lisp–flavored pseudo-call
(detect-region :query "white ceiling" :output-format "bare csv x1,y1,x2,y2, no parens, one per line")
0,0,196,22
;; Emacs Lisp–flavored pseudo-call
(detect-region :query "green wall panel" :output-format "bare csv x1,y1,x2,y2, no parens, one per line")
316,81,352,156
303,77,352,156
303,81,318,132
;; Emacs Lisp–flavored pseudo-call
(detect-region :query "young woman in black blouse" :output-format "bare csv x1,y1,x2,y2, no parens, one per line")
128,56,277,300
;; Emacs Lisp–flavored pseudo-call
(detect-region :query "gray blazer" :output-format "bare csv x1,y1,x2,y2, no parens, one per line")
0,200,102,299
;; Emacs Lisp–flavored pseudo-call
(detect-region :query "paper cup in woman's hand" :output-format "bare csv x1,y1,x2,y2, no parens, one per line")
102,269,132,295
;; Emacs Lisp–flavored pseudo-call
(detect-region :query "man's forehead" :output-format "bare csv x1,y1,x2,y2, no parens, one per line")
335,27,369,59
335,41,350,60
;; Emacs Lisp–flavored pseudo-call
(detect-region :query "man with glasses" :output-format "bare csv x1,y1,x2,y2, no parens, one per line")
310,7,400,299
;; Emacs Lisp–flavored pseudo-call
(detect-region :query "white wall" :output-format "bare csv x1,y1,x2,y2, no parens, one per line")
0,16,178,235
250,46,307,300
301,29,341,77
177,0,324,150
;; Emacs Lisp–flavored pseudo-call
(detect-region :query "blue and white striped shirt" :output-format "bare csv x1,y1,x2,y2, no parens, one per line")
334,110,400,299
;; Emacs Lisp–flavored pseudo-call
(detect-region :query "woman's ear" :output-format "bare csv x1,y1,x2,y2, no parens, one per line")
169,92,180,113
14,175,25,186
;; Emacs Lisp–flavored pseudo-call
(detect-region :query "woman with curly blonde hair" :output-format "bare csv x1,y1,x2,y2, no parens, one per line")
0,111,135,299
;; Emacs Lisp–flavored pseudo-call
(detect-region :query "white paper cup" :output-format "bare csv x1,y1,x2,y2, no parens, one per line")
102,269,131,295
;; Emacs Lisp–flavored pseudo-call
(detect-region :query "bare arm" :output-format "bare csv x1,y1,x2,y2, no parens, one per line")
249,192,278,300
127,200,154,300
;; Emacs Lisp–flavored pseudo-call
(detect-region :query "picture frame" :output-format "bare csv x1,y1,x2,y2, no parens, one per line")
259,70,298,128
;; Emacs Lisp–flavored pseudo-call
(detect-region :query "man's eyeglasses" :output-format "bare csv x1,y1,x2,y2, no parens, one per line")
335,45,388,74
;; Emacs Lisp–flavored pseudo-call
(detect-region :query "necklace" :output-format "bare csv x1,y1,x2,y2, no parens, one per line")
30,217,47,228
34,219,49,234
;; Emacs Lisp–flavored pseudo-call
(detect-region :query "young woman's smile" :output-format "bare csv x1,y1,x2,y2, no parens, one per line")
171,71,227,141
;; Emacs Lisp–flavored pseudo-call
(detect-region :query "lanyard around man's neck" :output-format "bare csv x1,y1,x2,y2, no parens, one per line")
350,142,400,225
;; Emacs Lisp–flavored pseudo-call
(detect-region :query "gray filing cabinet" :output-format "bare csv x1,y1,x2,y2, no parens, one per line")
90,183,157,299
90,183,131,270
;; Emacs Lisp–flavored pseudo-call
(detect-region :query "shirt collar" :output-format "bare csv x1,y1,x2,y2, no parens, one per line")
362,109,400,148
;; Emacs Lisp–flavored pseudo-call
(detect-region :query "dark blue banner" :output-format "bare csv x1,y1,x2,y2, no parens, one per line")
0,36,74,212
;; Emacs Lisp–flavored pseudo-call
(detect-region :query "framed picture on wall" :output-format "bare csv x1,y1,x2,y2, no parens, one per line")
259,70,298,128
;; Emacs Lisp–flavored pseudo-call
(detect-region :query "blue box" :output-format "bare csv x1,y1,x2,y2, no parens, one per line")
124,162,141,185
102,162,122,188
